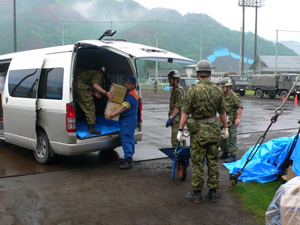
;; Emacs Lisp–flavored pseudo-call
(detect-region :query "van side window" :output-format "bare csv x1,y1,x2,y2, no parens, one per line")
8,69,40,98
38,68,64,100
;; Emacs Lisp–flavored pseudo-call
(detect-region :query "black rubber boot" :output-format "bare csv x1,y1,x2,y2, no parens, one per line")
209,189,217,203
185,190,203,204
219,152,229,159
224,155,237,163
120,158,133,170
88,125,101,135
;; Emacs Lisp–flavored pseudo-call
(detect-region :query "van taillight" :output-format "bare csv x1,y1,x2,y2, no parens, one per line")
138,98,143,123
66,103,76,133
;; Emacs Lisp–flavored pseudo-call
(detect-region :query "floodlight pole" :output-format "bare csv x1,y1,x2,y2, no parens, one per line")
238,0,246,75
239,0,264,74
275,30,278,74
13,0,17,52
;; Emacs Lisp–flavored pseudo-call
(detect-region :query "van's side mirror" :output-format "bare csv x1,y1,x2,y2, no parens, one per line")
98,30,117,40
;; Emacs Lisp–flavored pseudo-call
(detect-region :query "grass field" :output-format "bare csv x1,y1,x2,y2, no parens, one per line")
232,179,285,224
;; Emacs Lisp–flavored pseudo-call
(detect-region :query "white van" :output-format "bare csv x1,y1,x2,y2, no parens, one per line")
0,30,196,164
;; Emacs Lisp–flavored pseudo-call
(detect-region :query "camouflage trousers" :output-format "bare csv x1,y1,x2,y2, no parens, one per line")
75,88,96,125
171,122,186,147
219,125,237,156
190,133,219,191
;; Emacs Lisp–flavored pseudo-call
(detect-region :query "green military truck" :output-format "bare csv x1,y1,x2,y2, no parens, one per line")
211,72,250,96
251,74,300,100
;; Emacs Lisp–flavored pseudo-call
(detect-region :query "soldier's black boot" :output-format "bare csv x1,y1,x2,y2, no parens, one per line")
219,152,229,159
224,155,237,163
185,190,203,204
88,125,101,135
209,189,217,203
120,157,133,170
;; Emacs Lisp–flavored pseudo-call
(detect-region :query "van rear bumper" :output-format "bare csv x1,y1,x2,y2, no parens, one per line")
50,132,142,156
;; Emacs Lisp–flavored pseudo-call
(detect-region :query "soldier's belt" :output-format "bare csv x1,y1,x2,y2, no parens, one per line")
196,117,216,124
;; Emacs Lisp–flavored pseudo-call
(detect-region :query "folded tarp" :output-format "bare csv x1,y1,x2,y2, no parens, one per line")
224,135,299,183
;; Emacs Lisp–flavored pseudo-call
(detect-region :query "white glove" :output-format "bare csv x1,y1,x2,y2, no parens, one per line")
221,128,229,139
177,130,185,142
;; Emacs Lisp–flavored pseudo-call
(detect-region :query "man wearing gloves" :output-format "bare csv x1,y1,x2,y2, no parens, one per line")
177,60,228,204
218,77,243,163
166,70,185,147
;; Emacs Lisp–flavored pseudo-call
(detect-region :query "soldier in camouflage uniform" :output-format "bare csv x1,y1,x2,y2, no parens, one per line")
218,77,243,163
74,66,113,134
165,70,185,147
177,60,228,204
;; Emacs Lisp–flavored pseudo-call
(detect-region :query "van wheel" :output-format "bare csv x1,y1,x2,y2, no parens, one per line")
255,89,264,98
34,131,52,164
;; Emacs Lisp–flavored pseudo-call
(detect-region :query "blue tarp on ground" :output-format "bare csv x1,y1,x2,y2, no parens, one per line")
207,47,254,64
224,135,300,183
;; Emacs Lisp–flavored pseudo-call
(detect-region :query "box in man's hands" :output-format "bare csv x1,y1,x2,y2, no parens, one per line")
110,83,127,104
105,83,127,121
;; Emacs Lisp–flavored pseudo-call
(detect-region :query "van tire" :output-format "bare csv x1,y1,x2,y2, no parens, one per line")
34,131,52,164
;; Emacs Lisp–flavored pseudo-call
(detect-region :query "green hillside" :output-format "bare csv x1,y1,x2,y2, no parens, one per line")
0,0,296,74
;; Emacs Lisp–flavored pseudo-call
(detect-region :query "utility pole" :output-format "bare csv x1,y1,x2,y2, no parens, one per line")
13,0,17,52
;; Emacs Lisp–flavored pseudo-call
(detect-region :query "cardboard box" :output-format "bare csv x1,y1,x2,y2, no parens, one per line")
110,83,126,104
286,165,297,181
105,101,122,121
280,193,300,225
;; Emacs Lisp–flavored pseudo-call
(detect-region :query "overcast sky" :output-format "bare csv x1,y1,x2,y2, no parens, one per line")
134,0,300,42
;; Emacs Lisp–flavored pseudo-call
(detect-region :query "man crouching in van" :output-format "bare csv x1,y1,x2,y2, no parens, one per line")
105,75,139,170
74,66,114,134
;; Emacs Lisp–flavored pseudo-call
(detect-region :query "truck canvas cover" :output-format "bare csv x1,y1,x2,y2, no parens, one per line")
252,75,279,88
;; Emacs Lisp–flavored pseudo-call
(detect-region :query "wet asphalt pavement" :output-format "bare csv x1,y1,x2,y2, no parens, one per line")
1,90,300,225
0,90,299,178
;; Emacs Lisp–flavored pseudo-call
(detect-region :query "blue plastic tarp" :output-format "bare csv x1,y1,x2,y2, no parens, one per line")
224,135,299,183
77,117,120,138
207,47,254,64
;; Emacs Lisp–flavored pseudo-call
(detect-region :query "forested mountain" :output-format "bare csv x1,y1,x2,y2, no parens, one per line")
0,0,296,73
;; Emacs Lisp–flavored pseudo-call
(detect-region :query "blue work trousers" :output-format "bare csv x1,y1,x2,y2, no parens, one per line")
120,116,137,159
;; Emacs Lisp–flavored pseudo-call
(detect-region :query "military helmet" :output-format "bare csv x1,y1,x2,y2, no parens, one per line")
195,60,212,75
219,77,232,87
167,70,180,79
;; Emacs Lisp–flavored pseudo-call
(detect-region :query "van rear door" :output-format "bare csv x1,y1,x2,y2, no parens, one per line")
76,40,197,64
4,55,43,150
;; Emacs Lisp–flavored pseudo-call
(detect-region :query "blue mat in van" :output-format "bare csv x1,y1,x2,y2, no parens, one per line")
77,117,120,138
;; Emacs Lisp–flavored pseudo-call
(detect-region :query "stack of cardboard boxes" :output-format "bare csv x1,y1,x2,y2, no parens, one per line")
105,83,127,121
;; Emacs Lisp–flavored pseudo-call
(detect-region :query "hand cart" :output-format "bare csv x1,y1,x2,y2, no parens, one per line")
158,143,190,181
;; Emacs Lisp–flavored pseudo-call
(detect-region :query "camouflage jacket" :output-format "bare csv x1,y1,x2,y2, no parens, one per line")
74,70,101,90
183,80,226,144
168,83,185,123
224,91,243,122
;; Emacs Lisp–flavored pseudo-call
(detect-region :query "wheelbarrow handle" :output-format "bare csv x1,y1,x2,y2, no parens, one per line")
171,142,181,179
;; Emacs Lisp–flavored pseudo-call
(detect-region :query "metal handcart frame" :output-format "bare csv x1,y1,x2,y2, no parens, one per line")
159,142,190,180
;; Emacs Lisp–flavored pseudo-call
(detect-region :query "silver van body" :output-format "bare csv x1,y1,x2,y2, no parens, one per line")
0,38,196,163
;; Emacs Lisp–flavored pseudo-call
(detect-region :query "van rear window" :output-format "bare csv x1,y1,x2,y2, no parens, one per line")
38,68,63,100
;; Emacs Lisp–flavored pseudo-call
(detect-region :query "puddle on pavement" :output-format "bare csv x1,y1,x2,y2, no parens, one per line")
0,142,121,178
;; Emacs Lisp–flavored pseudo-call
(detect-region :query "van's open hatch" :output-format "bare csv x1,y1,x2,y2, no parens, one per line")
76,40,197,64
